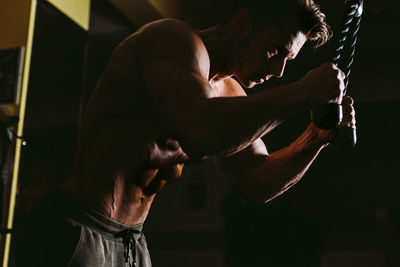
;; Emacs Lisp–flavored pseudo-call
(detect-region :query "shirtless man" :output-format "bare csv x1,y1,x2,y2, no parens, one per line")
18,0,356,266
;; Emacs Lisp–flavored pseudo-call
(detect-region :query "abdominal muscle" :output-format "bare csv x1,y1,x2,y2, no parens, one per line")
63,93,188,225
101,145,186,225
63,139,185,225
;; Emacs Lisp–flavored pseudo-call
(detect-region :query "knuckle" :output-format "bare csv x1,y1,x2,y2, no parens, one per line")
336,71,344,80
344,95,354,105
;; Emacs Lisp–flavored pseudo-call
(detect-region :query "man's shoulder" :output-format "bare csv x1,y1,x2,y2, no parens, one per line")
133,19,209,75
141,18,194,36
217,77,247,97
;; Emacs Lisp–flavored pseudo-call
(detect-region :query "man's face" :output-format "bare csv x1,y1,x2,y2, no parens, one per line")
233,22,307,88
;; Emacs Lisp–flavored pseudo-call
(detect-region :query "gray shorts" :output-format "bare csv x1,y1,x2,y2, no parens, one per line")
15,188,152,267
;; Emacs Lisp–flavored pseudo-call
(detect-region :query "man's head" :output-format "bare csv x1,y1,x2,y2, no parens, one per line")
219,0,332,88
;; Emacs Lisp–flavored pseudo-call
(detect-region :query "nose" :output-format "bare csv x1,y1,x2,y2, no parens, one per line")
271,57,287,78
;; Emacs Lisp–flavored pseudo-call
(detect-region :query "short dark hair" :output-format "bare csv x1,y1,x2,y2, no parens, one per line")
218,0,332,47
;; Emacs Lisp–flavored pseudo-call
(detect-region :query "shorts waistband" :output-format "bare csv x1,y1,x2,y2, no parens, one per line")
50,187,144,240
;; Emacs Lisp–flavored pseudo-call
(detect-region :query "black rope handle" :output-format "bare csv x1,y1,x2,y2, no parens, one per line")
312,0,363,149
334,0,363,92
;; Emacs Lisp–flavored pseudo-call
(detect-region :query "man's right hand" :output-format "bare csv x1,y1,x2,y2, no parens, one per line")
296,62,346,106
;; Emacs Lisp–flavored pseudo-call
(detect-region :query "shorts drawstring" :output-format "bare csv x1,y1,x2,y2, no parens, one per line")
120,229,141,267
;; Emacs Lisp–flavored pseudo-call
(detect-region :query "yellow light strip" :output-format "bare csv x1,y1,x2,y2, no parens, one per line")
47,0,91,31
2,0,37,266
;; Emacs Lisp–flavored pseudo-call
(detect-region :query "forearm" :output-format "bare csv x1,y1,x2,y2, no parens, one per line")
237,123,330,204
179,81,314,158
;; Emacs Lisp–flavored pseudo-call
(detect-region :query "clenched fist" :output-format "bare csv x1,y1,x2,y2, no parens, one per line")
338,96,356,129
311,95,356,144
296,62,346,107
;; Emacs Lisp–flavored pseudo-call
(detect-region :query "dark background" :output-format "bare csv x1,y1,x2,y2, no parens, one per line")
11,0,400,266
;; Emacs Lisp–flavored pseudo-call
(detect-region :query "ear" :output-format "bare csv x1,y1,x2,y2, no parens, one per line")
229,8,253,38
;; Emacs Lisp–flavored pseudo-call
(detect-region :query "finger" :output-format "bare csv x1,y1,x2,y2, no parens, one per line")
336,74,345,105
328,62,337,70
342,112,356,122
339,114,356,128
149,139,188,168
341,97,355,127
341,104,356,126
330,63,345,78
338,69,346,80
338,120,356,128
341,96,354,106
342,104,355,116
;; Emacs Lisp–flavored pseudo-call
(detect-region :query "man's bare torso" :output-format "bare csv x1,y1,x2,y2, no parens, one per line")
64,19,249,225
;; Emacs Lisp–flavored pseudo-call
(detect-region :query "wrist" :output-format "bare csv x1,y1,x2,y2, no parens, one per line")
304,122,332,148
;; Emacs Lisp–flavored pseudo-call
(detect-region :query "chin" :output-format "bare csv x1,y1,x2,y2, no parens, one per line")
237,77,255,89
246,82,256,89
244,79,260,89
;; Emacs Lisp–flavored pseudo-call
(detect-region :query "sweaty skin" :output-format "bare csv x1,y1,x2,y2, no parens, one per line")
63,12,354,225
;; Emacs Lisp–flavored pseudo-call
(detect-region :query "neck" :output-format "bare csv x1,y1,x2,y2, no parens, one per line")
194,26,236,85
